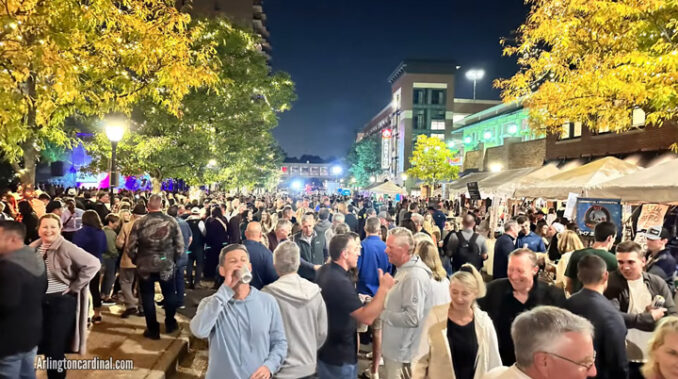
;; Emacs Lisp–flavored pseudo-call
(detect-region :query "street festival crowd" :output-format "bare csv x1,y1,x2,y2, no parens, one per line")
2,186,678,379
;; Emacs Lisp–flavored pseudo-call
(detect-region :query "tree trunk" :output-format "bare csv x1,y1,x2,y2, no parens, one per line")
12,145,38,194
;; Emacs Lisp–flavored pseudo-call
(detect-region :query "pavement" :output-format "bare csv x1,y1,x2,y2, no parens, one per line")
35,283,216,379
34,282,381,379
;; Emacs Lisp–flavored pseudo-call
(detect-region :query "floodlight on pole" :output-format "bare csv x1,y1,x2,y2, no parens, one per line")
465,69,485,100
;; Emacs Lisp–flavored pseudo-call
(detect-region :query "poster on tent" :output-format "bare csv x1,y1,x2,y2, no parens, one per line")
636,204,669,233
575,198,622,238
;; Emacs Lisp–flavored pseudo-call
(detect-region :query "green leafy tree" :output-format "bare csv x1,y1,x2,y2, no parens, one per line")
497,0,677,138
0,0,216,191
86,19,295,191
347,136,381,188
407,135,459,187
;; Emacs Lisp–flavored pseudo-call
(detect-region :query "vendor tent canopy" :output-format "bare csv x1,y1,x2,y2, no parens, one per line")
364,180,406,195
447,171,498,198
473,165,560,198
587,158,678,203
492,164,561,198
514,156,640,200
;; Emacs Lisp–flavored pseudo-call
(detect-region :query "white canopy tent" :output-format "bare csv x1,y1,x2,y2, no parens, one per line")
490,164,561,198
587,158,678,203
447,171,498,198
364,180,406,196
514,156,640,200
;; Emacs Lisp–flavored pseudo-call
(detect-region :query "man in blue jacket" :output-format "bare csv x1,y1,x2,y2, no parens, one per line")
190,244,287,379
243,222,278,290
645,225,676,294
515,215,545,253
493,220,519,279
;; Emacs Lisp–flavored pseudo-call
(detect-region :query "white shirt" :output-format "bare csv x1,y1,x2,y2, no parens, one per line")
429,277,451,306
627,276,653,361
483,364,533,379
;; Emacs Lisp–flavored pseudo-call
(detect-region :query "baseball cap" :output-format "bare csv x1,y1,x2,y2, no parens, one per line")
551,222,565,234
646,226,671,241
67,188,77,196
191,207,201,215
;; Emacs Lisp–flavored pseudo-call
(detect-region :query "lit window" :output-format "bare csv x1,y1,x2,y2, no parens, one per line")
483,131,492,140
573,122,582,137
561,123,570,139
431,133,445,140
431,120,445,130
632,108,646,127
507,124,518,134
597,124,610,134
464,136,472,144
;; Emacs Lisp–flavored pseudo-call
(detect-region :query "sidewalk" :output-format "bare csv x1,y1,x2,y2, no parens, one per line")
35,285,216,379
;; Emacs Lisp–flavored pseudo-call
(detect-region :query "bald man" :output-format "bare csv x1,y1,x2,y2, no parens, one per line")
243,222,279,289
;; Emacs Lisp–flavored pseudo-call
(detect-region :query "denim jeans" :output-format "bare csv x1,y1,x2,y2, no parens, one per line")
175,253,188,306
101,257,118,298
186,246,204,286
139,273,177,332
317,360,357,379
0,346,37,379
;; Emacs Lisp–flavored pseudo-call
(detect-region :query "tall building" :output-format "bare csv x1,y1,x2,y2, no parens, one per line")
179,0,271,59
359,60,499,185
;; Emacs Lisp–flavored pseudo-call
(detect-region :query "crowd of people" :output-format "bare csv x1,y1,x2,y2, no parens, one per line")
1,185,678,379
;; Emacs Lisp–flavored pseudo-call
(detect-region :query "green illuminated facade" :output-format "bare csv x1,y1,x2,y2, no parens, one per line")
451,102,544,151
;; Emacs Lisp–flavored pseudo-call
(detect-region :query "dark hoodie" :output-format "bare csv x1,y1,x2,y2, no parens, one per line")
262,274,328,378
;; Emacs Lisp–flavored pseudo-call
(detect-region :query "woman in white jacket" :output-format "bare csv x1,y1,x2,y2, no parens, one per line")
412,263,501,379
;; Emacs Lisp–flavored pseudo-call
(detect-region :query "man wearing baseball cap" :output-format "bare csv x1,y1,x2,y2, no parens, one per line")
645,225,676,295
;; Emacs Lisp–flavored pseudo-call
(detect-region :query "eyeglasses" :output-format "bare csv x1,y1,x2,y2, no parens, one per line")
542,351,596,371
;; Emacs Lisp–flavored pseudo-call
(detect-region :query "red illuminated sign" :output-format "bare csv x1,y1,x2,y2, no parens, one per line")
382,129,392,139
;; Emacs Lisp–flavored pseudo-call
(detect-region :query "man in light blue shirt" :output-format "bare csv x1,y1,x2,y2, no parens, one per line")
190,244,287,379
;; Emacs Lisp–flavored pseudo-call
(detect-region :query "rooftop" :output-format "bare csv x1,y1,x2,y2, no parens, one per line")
387,59,460,84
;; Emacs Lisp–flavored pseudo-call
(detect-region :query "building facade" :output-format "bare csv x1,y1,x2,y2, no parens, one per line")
359,60,499,185
181,0,271,59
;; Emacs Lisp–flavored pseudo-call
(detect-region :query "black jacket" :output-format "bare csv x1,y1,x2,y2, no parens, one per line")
0,246,47,357
344,213,359,233
292,231,326,282
478,277,566,365
492,233,515,279
604,270,677,331
565,289,629,379
228,214,243,244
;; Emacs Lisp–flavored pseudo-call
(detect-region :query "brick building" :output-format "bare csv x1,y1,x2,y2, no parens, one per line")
358,60,499,185
180,0,271,59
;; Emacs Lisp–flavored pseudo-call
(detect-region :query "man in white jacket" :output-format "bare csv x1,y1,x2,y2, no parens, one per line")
262,241,328,378
382,227,433,379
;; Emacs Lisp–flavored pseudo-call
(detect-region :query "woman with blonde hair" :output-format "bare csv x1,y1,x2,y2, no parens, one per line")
416,240,450,306
413,263,501,379
555,230,585,291
643,316,678,379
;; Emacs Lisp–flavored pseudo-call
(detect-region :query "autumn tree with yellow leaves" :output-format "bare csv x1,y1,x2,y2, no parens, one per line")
407,135,459,188
497,0,677,137
0,0,216,190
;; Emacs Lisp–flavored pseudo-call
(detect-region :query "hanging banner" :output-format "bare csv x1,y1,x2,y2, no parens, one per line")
381,129,392,170
636,204,669,232
564,192,579,221
575,198,622,237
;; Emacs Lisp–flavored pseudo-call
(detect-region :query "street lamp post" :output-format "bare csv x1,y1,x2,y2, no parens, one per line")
465,69,485,100
105,121,126,208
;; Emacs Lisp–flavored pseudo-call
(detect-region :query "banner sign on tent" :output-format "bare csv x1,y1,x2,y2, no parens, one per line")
576,198,622,238
467,182,481,200
636,204,669,233
564,192,579,221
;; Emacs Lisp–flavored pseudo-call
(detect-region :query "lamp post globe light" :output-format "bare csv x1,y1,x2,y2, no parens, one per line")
465,69,485,100
104,120,126,207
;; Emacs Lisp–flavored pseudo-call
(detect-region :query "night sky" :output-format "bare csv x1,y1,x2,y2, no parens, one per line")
266,0,530,160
